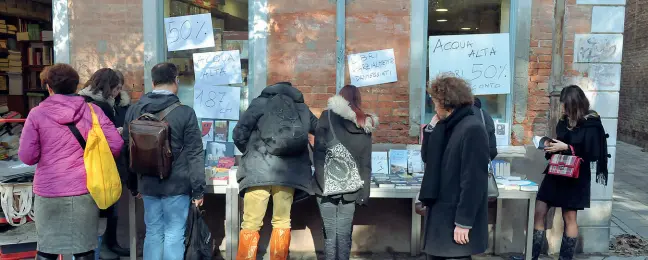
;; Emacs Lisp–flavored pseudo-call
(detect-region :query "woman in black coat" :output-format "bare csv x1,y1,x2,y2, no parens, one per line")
419,75,489,260
79,68,130,259
313,85,378,260
532,85,608,260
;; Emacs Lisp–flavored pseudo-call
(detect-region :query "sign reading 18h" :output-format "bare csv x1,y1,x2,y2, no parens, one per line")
428,33,511,96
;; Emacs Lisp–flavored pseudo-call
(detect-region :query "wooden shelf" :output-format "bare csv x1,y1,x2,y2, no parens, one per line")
23,65,46,71
0,10,50,23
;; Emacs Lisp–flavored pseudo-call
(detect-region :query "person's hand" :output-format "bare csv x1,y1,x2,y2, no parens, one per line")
415,202,427,216
454,226,470,245
430,114,440,127
193,198,204,208
117,127,123,134
133,193,142,199
544,139,569,153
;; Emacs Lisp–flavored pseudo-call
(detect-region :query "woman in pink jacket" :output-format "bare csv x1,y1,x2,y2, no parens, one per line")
18,64,124,260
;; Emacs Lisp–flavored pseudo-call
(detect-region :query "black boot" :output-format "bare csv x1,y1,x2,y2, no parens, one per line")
104,213,130,257
74,250,96,260
532,229,545,260
558,236,578,260
36,251,59,260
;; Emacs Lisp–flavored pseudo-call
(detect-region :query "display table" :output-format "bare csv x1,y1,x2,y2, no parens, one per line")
493,190,538,260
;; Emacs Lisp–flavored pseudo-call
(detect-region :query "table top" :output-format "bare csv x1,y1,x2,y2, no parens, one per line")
0,222,36,246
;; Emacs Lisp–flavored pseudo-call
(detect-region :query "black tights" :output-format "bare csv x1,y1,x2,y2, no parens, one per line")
37,250,94,260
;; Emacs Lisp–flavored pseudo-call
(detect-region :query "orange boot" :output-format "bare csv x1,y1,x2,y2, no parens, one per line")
236,229,259,260
269,228,291,260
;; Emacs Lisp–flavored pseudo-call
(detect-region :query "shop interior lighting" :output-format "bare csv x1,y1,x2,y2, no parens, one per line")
437,19,448,22
461,27,471,30
435,0,448,12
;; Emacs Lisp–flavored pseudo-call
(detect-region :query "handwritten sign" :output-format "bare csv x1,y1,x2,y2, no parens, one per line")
164,14,216,52
348,49,398,87
371,152,388,174
429,33,511,95
193,50,243,85
587,64,621,91
194,85,241,120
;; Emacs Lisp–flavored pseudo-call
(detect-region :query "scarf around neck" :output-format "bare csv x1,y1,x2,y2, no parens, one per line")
419,105,474,205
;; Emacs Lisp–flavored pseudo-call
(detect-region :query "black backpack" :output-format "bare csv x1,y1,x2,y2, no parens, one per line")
184,206,213,260
258,94,308,156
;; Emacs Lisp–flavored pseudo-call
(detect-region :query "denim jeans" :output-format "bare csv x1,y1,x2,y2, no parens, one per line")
317,196,356,260
142,195,190,260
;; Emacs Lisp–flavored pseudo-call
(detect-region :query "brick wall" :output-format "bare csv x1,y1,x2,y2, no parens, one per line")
620,0,648,149
68,0,145,102
515,0,555,145
267,0,415,144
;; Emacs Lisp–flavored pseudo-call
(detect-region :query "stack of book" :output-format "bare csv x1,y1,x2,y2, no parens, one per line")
495,176,539,192
27,43,52,66
4,51,22,73
0,20,5,34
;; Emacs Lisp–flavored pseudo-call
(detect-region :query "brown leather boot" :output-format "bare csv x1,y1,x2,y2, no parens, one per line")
269,228,291,260
236,229,260,260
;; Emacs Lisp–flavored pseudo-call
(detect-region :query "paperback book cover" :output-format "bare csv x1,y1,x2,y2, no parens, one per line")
533,136,554,150
371,152,389,174
228,121,237,142
388,149,408,176
214,120,228,142
201,120,214,149
205,142,235,166
407,150,424,174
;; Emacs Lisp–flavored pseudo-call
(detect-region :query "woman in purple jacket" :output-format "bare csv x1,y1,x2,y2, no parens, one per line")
18,64,124,260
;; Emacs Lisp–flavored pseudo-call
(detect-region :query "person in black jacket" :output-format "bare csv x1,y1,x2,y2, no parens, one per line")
532,85,608,260
79,68,129,259
122,63,205,260
313,85,378,260
233,82,318,260
473,97,498,160
419,75,489,260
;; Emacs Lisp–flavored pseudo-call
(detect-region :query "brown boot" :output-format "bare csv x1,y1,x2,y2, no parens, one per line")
236,229,260,260
269,228,291,260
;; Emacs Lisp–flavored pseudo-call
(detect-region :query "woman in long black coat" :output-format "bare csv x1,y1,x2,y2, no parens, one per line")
419,75,490,260
532,85,608,260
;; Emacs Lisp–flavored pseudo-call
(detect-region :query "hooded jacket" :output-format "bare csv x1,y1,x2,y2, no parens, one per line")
233,83,318,200
121,91,205,200
18,94,123,197
313,95,378,205
79,86,117,124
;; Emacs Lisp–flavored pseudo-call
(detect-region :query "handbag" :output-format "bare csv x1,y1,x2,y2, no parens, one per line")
321,111,365,196
547,145,582,178
479,109,499,199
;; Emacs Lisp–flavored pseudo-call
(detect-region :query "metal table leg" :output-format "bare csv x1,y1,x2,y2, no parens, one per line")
525,195,536,260
225,187,240,260
411,198,421,256
494,198,503,255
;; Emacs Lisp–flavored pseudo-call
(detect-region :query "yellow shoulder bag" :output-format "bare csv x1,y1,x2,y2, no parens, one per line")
68,104,122,209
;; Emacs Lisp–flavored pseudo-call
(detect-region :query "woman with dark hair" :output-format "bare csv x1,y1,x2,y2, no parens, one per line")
419,75,489,260
313,85,378,260
532,85,608,260
18,64,123,260
79,68,122,124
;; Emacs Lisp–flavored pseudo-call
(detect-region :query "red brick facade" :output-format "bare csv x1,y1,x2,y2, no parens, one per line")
68,0,145,100
620,0,648,149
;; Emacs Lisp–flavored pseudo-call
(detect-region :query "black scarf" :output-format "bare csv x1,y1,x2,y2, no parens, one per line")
419,105,474,206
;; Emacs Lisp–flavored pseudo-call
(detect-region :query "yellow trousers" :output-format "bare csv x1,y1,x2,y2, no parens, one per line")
241,185,295,231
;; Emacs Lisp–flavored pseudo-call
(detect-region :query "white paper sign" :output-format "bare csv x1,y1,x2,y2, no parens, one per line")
429,33,511,95
348,49,398,87
194,85,241,120
164,13,216,52
193,50,243,85
371,152,388,174
495,121,509,146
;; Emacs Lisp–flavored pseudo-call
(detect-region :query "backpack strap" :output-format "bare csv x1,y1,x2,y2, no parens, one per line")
66,123,87,150
156,102,181,121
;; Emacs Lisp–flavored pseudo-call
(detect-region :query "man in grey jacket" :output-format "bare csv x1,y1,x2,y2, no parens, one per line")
122,62,205,260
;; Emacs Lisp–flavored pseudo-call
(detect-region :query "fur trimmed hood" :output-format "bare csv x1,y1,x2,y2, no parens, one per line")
116,90,130,107
327,95,378,133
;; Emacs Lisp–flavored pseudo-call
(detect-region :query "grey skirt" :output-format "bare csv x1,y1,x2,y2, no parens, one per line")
34,193,99,254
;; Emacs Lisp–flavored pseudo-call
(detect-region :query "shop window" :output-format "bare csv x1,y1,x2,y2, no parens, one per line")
164,0,249,111
424,0,512,145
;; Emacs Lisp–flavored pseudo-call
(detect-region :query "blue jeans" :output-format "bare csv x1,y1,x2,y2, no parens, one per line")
143,195,190,260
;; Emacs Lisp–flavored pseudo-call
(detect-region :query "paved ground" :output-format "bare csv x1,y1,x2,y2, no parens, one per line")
611,142,648,239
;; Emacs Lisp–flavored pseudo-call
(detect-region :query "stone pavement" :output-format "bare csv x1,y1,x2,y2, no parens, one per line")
610,142,648,239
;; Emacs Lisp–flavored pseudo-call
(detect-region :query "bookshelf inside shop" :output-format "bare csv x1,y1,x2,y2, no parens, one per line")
0,0,53,117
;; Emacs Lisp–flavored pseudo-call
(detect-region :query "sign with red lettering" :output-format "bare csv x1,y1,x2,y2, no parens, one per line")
348,49,398,87
429,33,511,95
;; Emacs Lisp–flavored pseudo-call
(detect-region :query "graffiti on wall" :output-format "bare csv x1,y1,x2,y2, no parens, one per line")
586,63,621,91
574,34,623,63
